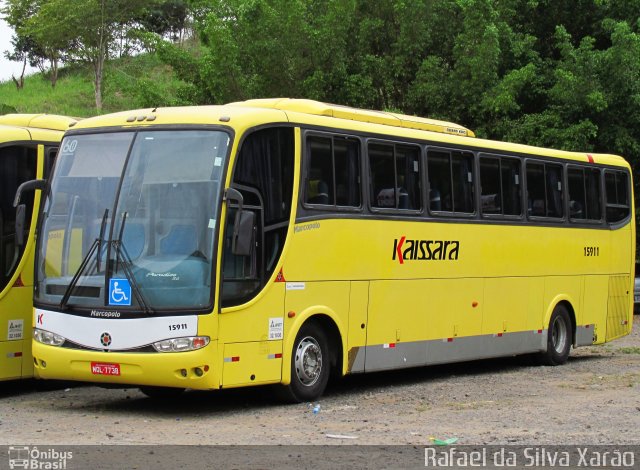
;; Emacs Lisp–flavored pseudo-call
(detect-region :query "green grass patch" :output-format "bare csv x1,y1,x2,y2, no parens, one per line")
618,347,640,354
0,53,189,117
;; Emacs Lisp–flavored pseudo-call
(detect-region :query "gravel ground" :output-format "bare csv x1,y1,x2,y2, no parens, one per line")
1,315,638,447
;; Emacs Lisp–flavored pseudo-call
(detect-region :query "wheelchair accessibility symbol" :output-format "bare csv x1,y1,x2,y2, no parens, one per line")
109,278,131,306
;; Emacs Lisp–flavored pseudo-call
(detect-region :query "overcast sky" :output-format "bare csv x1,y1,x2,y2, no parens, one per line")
0,0,37,82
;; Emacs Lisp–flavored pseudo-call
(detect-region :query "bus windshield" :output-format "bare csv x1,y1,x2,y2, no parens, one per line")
35,129,230,313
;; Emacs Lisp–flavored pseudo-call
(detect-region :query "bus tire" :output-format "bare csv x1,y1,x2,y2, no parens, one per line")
539,304,572,366
139,386,185,400
279,321,330,403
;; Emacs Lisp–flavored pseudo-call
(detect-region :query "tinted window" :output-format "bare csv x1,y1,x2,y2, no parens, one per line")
305,135,360,208
480,155,521,216
605,170,630,223
526,161,563,218
428,149,474,213
369,142,421,210
568,167,602,221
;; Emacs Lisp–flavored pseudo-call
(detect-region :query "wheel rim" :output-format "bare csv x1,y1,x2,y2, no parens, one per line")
551,315,568,354
294,336,323,387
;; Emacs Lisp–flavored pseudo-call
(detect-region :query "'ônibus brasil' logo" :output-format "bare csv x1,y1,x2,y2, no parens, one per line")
392,236,460,264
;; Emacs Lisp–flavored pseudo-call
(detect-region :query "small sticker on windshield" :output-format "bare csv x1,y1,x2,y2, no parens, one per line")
109,279,131,306
208,219,216,229
214,157,222,167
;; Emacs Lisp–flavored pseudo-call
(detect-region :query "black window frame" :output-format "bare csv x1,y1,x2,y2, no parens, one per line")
367,139,423,214
302,131,363,213
426,146,476,217
478,152,523,219
566,164,603,224
604,168,631,225
525,158,565,221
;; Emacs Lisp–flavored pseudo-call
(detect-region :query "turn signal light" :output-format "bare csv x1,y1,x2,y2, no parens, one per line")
152,336,210,353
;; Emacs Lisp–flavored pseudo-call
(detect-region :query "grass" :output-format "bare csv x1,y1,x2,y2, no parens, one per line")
0,53,187,117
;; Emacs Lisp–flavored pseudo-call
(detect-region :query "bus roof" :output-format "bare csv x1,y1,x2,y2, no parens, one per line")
0,114,78,144
0,114,78,132
227,98,476,137
68,100,629,168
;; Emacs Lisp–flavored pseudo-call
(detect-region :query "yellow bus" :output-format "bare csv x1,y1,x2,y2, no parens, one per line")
29,99,634,400
0,114,76,381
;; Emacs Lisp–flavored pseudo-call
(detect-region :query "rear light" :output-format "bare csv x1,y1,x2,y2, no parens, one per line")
152,336,209,353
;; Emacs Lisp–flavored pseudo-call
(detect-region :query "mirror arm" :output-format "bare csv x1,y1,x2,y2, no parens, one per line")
14,179,46,207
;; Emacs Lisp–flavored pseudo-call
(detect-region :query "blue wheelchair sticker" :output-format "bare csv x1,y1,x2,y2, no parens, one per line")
109,278,131,306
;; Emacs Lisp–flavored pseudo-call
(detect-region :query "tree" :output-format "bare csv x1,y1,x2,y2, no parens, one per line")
24,0,158,110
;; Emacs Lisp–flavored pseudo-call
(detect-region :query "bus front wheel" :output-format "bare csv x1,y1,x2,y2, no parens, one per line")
539,304,572,366
279,321,330,403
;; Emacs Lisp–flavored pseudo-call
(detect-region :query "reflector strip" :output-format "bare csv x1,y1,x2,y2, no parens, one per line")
383,343,396,349
443,338,454,343
494,333,503,338
584,324,591,329
224,356,240,363
267,353,283,359
12,275,24,288
535,330,543,334
6,352,22,358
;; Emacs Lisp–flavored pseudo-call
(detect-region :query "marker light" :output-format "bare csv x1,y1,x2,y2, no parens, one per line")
33,328,65,346
152,336,210,353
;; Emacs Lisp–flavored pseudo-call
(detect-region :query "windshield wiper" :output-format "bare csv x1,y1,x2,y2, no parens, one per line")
59,209,109,309
108,212,153,314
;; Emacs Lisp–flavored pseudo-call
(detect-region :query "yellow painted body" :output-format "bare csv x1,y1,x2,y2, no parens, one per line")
31,100,634,390
0,114,76,381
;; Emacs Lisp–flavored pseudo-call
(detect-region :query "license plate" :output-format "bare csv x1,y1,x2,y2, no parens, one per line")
91,362,121,376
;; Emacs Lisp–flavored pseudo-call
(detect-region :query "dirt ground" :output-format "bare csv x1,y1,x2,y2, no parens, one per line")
1,316,639,447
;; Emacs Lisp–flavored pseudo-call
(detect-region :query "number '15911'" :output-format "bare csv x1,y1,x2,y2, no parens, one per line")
584,246,599,256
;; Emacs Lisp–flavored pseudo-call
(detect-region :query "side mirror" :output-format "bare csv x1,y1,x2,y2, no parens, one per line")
224,187,255,257
232,210,255,256
15,204,26,246
14,178,46,207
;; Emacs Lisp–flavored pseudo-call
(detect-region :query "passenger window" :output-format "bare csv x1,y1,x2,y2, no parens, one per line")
369,142,421,210
568,167,602,221
427,149,474,213
305,135,360,207
605,170,630,223
480,155,521,217
526,161,564,219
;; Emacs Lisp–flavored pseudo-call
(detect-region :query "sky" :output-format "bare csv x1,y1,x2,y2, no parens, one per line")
0,0,37,82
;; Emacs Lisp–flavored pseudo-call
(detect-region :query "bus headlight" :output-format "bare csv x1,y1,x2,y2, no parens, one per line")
152,336,210,353
33,328,65,346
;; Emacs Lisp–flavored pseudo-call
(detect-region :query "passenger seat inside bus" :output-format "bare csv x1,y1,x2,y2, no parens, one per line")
307,179,330,205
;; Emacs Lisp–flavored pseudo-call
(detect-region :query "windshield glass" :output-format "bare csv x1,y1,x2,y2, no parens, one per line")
35,129,229,313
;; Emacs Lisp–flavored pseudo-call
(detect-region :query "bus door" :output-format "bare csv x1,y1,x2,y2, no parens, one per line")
0,144,38,379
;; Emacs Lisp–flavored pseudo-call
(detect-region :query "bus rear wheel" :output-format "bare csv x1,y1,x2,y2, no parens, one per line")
539,304,572,366
278,321,330,403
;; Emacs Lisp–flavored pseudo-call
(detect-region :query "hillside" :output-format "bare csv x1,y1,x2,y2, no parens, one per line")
0,54,186,117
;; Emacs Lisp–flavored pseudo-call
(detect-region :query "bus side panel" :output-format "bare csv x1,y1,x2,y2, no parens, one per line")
347,281,369,374
365,278,483,372
581,275,609,344
542,276,583,328
0,285,33,380
482,277,544,335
